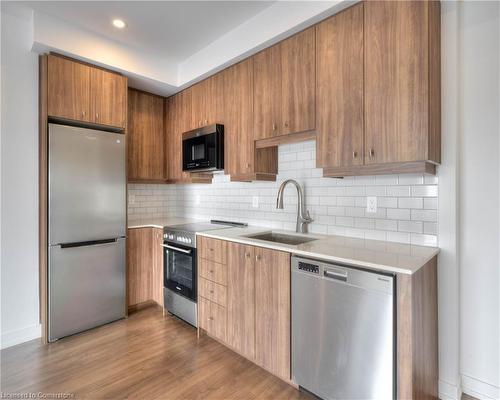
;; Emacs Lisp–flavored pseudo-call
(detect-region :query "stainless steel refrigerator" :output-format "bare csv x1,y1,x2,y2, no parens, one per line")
48,123,126,342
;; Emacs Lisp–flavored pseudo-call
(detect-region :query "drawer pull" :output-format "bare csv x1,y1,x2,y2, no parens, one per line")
208,317,214,321
209,290,214,294
209,270,214,273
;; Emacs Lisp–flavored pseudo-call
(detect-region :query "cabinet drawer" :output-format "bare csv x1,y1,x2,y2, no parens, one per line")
199,277,227,307
199,297,226,342
199,237,227,264
199,258,227,286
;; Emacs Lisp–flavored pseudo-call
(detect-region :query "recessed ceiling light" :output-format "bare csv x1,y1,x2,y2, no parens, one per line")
112,19,126,29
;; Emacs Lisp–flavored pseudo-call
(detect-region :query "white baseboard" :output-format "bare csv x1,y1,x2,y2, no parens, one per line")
1,324,41,349
462,374,500,400
440,379,462,400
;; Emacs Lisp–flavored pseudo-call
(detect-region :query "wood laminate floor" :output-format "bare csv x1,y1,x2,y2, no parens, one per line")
1,306,311,400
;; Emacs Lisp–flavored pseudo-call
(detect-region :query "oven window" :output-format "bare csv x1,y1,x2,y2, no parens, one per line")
166,250,193,290
192,143,205,161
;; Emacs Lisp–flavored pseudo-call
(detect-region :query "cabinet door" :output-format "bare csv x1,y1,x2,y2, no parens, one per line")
255,247,291,380
224,59,256,175
127,89,165,181
227,242,255,359
316,4,364,168
253,45,281,140
91,68,127,128
364,1,430,164
47,55,91,122
127,228,153,306
166,89,192,182
281,27,316,135
191,78,214,128
151,228,164,306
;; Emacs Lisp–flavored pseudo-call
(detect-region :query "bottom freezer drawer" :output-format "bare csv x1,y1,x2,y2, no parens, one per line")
48,238,126,341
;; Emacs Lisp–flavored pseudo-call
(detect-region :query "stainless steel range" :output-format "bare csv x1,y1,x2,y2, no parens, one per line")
163,221,240,327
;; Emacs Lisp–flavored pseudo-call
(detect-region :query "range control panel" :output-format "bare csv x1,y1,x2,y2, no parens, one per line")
298,261,320,274
163,231,195,247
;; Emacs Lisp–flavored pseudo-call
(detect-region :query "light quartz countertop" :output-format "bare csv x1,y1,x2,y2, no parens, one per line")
127,217,201,229
197,226,439,275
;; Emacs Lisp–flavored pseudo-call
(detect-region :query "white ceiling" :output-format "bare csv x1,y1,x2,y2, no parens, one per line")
19,1,275,63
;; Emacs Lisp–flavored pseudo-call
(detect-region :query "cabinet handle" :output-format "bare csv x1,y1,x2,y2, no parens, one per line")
209,248,214,252
369,148,375,157
95,113,99,120
199,120,202,126
245,253,250,258
209,290,214,294
256,254,261,261
284,121,289,128
209,270,214,273
208,317,214,321
204,119,208,124
272,123,277,131
352,150,358,159
82,111,86,118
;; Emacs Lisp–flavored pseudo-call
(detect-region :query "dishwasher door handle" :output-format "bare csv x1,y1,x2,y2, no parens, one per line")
324,269,348,282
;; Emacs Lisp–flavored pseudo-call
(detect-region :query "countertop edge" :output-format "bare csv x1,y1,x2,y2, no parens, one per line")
196,231,439,275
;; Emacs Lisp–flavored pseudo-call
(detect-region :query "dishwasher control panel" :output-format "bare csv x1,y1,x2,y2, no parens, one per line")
298,261,319,274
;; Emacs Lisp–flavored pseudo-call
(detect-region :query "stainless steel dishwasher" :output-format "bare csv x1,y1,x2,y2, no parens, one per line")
291,255,395,400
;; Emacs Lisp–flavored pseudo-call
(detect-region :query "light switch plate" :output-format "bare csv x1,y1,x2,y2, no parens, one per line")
366,196,377,213
252,196,259,208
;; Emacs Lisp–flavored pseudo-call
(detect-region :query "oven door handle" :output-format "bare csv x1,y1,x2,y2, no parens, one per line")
161,244,192,254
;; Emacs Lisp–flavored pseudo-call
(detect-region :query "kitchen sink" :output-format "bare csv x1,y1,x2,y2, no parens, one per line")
244,232,317,246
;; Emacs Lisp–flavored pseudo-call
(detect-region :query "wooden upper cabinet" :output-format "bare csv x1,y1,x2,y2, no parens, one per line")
364,0,441,165
281,27,316,136
254,247,291,381
91,68,127,128
316,3,364,168
127,89,165,181
253,45,282,140
190,75,223,129
47,55,91,122
224,59,255,176
166,88,194,182
226,242,255,359
47,54,127,128
253,27,316,141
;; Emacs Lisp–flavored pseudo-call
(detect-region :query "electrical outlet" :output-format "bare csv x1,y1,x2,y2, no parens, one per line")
366,196,377,213
252,196,259,208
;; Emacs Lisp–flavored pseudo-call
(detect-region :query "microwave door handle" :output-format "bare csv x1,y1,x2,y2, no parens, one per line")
161,244,192,254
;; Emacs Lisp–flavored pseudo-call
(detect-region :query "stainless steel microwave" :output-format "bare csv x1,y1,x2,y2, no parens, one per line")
182,124,224,172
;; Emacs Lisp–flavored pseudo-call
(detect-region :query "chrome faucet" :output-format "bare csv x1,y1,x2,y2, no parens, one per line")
276,179,313,233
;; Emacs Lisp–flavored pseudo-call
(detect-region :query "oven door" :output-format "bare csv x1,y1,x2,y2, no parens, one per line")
163,241,197,301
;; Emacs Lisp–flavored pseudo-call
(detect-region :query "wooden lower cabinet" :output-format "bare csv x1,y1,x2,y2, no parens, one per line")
254,247,291,381
227,242,255,360
199,297,227,342
127,227,163,309
198,238,291,382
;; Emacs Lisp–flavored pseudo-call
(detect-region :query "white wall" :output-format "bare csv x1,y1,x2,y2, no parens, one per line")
458,1,500,398
0,10,41,348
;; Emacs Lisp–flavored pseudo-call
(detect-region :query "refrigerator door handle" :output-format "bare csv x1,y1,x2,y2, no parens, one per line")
60,238,120,249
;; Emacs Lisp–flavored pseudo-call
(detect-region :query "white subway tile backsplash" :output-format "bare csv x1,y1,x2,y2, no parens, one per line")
398,197,424,209
128,140,438,247
387,208,411,220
